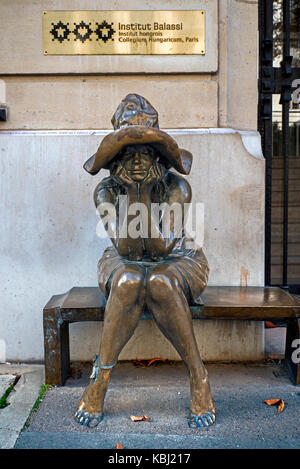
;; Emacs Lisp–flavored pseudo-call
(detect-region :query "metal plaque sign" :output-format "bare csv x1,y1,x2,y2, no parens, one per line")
43,10,205,55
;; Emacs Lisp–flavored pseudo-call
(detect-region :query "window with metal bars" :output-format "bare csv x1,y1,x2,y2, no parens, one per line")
259,0,300,293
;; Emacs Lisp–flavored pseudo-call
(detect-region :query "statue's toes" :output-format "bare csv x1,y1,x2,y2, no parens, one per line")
188,412,215,428
74,410,103,428
86,414,103,428
74,410,87,425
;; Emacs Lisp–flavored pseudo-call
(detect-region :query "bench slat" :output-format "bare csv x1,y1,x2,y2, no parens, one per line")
45,286,300,321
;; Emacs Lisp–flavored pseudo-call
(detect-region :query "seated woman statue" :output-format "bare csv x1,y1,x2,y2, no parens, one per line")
74,94,215,428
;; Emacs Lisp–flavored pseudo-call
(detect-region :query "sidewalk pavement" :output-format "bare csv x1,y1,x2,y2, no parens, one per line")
0,327,299,450
0,364,44,449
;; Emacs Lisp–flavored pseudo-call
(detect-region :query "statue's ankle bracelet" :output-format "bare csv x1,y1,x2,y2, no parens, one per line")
90,355,116,380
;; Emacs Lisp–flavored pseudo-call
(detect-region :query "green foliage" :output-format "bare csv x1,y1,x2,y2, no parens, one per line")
0,383,15,409
31,384,52,413
23,383,52,430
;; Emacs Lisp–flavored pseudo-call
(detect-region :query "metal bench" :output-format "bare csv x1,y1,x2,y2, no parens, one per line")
43,286,300,386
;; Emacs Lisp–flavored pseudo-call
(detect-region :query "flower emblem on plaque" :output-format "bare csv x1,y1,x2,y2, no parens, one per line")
73,21,93,43
95,21,115,43
50,21,71,42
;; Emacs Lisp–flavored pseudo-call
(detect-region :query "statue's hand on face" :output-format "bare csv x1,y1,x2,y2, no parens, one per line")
112,163,135,187
143,161,165,187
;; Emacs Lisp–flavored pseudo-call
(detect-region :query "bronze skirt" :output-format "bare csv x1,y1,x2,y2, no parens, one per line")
97,245,209,306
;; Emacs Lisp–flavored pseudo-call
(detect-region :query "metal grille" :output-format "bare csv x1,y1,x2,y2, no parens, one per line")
259,0,300,293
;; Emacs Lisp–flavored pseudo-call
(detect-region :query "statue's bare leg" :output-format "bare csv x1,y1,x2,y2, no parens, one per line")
75,264,146,427
146,264,215,428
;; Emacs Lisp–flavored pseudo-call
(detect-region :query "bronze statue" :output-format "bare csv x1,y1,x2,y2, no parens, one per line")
74,94,215,428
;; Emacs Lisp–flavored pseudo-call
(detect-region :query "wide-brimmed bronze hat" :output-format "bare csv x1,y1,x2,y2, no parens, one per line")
83,94,193,176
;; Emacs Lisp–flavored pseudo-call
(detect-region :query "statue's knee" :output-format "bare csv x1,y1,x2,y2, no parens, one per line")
147,271,176,302
111,267,145,302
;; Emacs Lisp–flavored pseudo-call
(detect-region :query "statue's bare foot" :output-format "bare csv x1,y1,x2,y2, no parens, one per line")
74,356,111,428
74,378,105,428
188,370,216,428
188,411,215,428
74,406,103,428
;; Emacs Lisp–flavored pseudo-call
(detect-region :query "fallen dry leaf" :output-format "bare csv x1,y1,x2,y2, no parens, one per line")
142,415,152,422
147,358,167,367
130,415,143,422
264,398,285,414
132,358,169,367
130,414,152,422
277,400,285,414
264,398,281,406
132,360,147,367
265,321,277,328
115,442,124,449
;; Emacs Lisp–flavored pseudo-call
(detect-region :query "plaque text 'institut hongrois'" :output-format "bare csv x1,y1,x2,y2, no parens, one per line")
43,11,205,55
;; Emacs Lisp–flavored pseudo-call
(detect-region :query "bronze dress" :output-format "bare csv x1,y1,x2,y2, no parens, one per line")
97,173,209,306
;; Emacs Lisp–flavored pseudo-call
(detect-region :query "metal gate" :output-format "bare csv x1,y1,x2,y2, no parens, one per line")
259,0,300,293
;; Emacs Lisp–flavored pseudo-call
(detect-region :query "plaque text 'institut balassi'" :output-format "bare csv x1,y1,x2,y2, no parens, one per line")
43,10,205,55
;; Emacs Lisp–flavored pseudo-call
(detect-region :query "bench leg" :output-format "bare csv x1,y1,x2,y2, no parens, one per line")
285,318,300,386
44,307,70,386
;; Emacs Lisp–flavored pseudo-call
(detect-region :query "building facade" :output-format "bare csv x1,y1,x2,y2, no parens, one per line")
0,1,277,362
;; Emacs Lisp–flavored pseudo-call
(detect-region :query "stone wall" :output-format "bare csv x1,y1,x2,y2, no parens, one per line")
0,0,258,130
0,0,264,362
